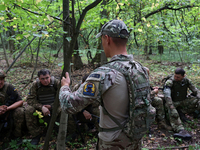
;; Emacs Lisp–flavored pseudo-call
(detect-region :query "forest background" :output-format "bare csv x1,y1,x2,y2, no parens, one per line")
0,0,200,149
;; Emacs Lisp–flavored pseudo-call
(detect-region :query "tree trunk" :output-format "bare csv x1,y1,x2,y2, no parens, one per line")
56,0,71,149
0,33,9,67
73,40,83,70
158,41,164,54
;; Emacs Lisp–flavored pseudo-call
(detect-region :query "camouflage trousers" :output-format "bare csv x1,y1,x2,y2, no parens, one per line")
173,96,200,114
96,132,141,150
151,96,165,122
24,105,42,137
13,107,25,137
165,97,184,132
25,105,61,137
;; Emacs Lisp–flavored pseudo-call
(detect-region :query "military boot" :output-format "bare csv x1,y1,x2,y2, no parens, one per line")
173,130,192,141
158,121,172,131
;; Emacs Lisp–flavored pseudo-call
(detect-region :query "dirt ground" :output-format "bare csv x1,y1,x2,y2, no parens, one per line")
0,55,200,149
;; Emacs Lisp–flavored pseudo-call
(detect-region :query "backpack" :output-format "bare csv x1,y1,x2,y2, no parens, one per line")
99,60,156,141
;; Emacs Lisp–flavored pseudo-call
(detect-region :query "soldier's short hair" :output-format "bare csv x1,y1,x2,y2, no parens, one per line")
175,68,185,76
38,69,51,77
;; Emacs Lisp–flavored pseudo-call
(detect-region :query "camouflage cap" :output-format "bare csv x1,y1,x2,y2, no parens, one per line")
96,19,130,39
0,69,6,78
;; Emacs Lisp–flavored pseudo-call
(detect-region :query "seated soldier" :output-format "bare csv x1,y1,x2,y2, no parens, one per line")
144,67,172,131
25,69,60,145
67,74,98,142
0,69,24,142
151,86,172,131
163,68,200,140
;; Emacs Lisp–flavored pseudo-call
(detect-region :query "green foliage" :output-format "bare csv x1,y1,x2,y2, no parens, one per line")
33,110,48,127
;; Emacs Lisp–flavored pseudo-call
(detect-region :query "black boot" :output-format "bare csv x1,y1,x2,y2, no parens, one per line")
173,130,192,141
31,134,41,145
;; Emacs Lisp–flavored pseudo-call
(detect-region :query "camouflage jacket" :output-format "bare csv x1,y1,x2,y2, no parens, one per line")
163,75,200,102
59,54,150,141
26,77,59,111
0,82,22,106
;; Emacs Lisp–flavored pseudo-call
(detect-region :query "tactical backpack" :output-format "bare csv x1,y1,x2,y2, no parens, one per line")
99,60,156,141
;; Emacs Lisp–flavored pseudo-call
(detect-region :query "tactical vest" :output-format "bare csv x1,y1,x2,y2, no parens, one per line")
171,78,188,102
36,76,57,105
0,82,9,106
97,58,156,141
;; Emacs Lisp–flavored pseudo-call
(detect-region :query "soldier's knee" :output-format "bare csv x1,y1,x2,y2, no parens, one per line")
25,105,35,115
13,107,25,118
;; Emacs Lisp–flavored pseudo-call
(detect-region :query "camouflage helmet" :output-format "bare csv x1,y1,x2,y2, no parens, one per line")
0,69,6,78
96,19,130,39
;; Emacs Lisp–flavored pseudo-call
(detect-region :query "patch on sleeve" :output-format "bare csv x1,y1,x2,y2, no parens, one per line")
14,88,17,91
86,73,101,81
83,82,96,96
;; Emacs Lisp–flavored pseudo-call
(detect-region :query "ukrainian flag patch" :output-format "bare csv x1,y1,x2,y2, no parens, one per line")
83,82,96,96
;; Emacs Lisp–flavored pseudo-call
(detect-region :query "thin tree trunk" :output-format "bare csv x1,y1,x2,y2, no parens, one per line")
0,33,9,67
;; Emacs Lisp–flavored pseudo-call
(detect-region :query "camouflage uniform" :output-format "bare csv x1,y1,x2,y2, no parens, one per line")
60,54,147,150
25,76,60,137
163,75,200,132
151,90,165,122
0,82,25,137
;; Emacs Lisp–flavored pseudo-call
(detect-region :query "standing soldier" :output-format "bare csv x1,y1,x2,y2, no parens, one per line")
0,69,24,142
59,20,155,149
163,68,200,140
25,69,60,145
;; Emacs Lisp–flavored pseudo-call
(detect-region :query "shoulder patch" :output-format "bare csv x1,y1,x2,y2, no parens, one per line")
86,73,101,81
14,88,17,91
83,82,96,96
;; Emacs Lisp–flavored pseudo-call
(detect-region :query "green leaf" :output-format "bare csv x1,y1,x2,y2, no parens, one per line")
33,112,38,116
39,119,44,123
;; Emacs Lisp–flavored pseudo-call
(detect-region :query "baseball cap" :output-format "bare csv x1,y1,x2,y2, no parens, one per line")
0,69,6,78
96,19,130,39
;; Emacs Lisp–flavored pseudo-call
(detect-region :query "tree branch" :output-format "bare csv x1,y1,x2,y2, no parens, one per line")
13,3,70,25
139,4,199,21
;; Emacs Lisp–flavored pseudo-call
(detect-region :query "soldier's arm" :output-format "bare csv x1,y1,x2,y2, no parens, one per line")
59,69,117,114
188,79,200,98
26,82,43,111
163,79,173,99
6,100,23,111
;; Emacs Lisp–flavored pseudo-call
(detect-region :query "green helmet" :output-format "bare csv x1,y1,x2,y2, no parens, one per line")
0,69,6,78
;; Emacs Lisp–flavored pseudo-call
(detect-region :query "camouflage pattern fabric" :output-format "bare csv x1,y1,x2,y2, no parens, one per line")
26,77,60,111
163,75,200,132
25,77,60,137
96,19,130,39
13,107,25,137
151,94,165,122
59,54,153,148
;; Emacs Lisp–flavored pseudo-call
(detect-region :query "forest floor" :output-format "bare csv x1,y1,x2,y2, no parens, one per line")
0,54,200,150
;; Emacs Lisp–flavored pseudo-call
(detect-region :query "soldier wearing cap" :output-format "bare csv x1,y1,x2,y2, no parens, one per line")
0,69,24,140
25,69,60,145
59,19,151,149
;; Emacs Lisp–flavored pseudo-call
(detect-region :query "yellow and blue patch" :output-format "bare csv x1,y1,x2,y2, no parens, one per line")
83,82,96,96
